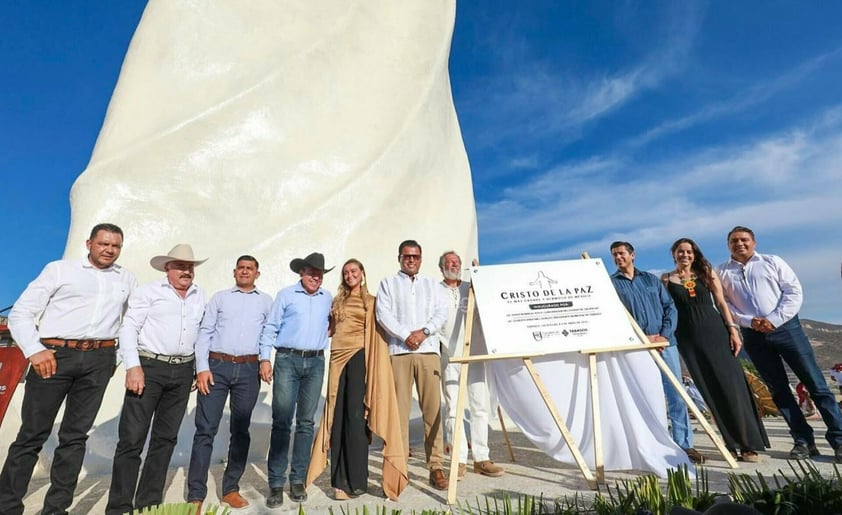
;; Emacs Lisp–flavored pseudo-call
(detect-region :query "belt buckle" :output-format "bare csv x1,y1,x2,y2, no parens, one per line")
170,356,184,364
77,340,95,351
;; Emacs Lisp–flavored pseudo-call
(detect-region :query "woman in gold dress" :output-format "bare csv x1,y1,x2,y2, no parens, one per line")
306,259,408,500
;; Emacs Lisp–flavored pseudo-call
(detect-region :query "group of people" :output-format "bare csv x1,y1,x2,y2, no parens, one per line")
2,222,838,515
0,227,504,515
610,226,842,465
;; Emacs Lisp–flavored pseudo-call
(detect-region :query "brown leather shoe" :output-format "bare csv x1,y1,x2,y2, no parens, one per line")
457,463,467,479
474,460,504,477
188,500,202,514
221,491,249,509
683,447,706,464
429,469,449,490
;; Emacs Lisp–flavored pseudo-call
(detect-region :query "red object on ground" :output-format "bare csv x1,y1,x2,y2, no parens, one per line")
0,324,29,428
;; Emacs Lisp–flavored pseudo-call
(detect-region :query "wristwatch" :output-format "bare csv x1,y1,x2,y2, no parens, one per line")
422,327,431,336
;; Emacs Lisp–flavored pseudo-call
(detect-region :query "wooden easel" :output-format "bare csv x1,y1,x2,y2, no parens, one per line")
578,252,737,475
445,259,737,504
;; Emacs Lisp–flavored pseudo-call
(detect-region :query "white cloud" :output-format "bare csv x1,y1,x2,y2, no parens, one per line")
455,3,703,151
626,46,842,149
476,110,842,322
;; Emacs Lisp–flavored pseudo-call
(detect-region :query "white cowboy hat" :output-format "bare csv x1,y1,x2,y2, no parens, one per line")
150,244,208,272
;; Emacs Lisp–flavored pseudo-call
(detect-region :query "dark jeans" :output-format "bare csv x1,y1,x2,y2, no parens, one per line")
106,358,194,515
742,315,842,448
187,359,260,501
267,352,324,488
0,346,114,515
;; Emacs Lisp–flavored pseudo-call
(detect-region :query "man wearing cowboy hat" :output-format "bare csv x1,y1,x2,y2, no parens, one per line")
106,244,207,515
258,252,333,507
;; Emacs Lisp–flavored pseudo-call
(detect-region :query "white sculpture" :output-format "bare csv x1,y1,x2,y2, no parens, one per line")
3,0,477,477
65,0,478,294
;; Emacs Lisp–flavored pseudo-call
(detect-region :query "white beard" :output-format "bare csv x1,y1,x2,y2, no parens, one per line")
443,269,461,281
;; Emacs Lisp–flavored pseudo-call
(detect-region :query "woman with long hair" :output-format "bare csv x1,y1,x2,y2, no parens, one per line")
662,238,769,462
306,259,407,500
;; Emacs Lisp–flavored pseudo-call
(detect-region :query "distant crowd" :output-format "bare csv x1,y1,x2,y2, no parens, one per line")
1,223,838,515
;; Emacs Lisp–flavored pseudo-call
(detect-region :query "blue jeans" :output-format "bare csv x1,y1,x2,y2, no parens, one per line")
187,359,260,501
742,315,842,448
267,352,325,488
661,345,693,449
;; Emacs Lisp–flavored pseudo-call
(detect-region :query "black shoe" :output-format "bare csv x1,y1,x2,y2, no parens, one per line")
266,487,284,508
809,444,821,457
789,443,814,460
289,483,308,503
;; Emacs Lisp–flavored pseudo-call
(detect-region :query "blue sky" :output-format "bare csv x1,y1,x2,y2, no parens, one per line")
2,2,841,323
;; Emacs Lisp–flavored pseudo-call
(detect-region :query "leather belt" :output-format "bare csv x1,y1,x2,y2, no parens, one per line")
276,346,323,358
138,349,195,365
41,338,116,351
208,351,259,364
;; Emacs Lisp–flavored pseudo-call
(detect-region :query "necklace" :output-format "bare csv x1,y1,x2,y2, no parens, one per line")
676,271,697,298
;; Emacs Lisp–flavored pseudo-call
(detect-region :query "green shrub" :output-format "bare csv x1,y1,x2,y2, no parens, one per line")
729,460,842,514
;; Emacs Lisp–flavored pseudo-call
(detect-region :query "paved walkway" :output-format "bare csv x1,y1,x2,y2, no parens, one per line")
13,415,842,514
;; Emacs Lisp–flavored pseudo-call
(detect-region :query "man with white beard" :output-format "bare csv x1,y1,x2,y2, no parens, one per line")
438,251,503,479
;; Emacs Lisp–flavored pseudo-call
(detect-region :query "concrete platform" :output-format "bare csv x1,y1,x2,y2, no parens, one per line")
11,415,841,514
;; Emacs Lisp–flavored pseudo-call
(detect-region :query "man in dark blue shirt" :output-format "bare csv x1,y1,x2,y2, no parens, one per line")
609,241,704,464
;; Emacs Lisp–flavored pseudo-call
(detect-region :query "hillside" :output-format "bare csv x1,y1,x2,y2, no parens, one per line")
803,318,842,371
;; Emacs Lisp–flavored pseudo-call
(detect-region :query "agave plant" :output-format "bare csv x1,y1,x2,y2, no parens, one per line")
130,502,229,515
729,461,842,514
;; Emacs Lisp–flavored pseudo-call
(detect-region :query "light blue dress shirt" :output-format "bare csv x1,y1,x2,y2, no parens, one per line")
194,286,273,372
258,282,333,361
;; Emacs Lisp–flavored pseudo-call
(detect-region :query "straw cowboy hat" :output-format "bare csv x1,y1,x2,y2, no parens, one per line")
289,252,334,274
150,244,208,272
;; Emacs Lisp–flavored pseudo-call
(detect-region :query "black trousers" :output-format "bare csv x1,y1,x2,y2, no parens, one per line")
105,358,193,515
330,349,369,494
0,346,114,515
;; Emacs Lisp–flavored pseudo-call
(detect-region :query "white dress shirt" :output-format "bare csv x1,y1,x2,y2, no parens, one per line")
716,252,803,329
376,271,449,355
8,258,137,358
118,278,206,369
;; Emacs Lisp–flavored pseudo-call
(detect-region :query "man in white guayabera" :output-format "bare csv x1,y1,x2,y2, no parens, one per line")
376,240,450,491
